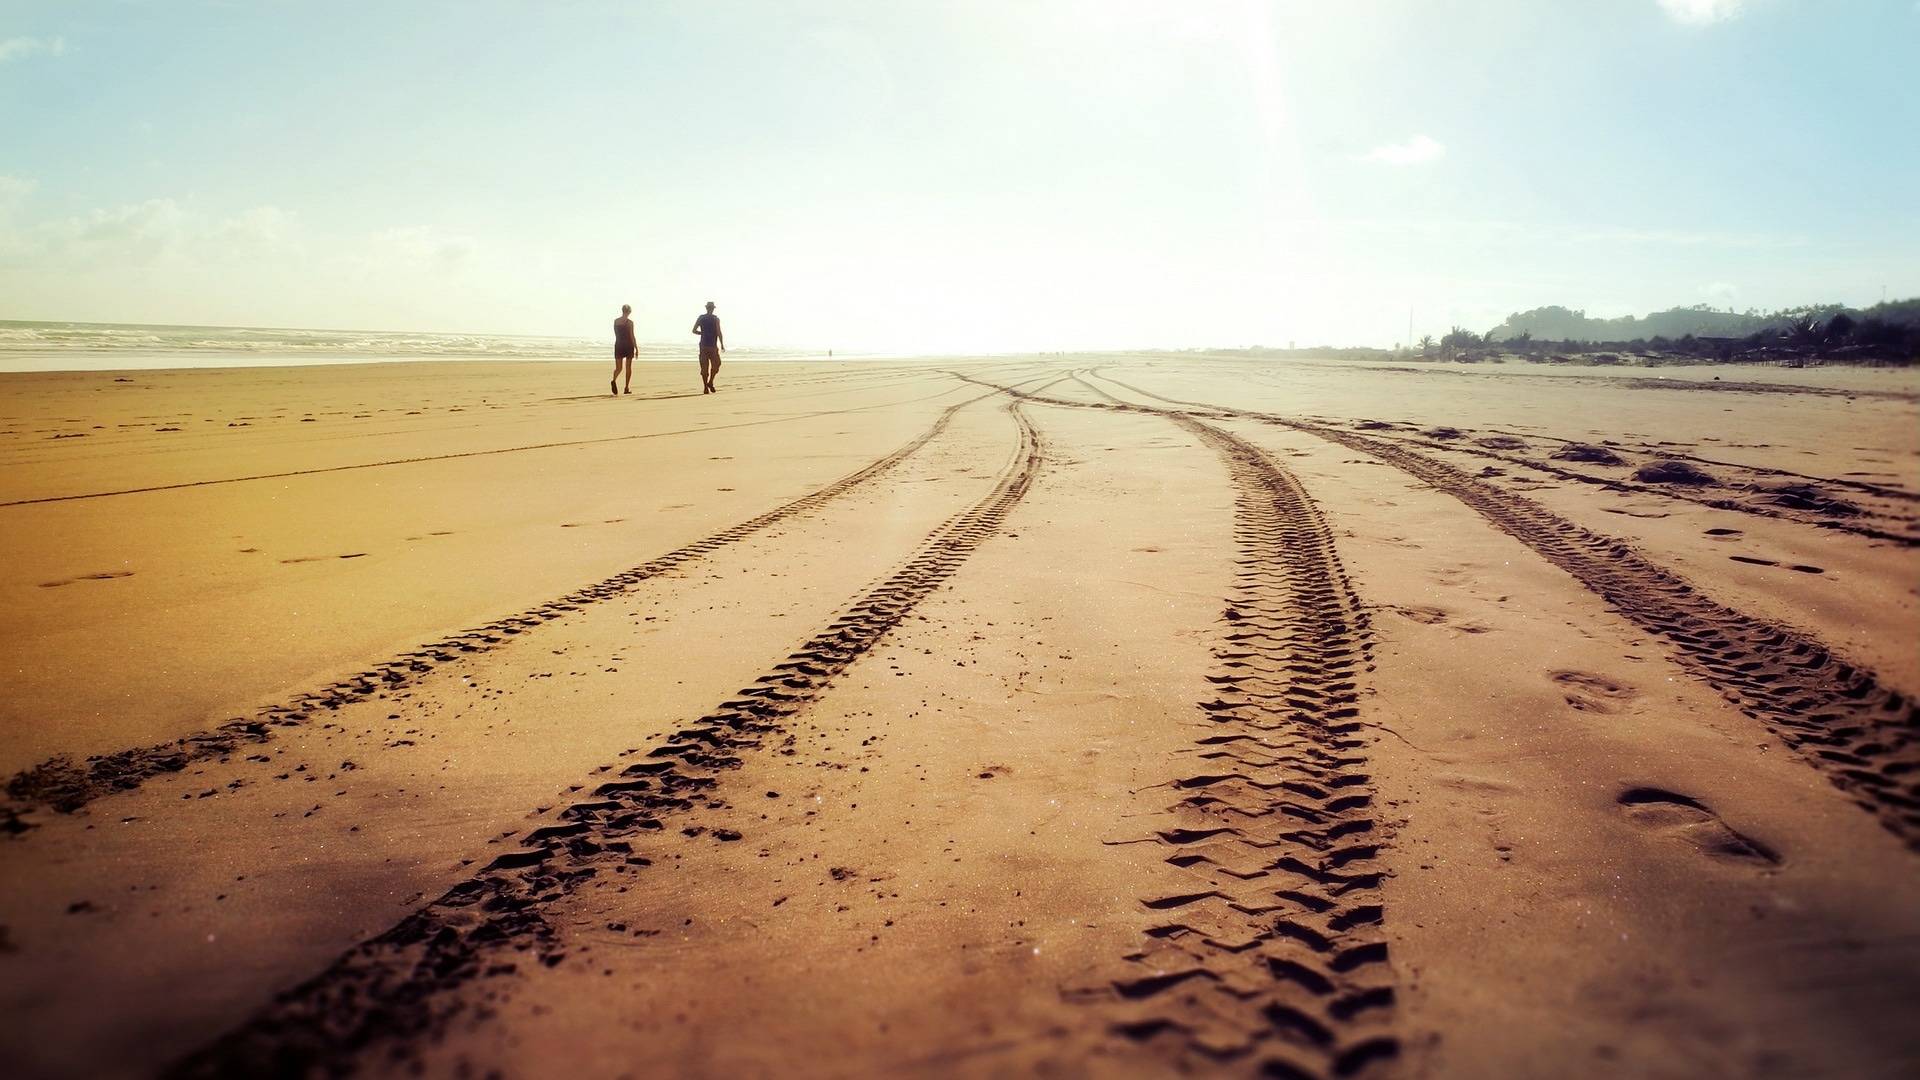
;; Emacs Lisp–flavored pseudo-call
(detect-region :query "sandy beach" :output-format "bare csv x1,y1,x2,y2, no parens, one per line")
2,355,1917,1078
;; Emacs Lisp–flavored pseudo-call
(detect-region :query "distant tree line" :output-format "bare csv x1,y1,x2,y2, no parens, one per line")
1416,298,1920,365
1184,298,1917,366
1486,300,1916,342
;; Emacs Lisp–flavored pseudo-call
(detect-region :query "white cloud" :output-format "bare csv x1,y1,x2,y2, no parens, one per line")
214,206,294,247
55,199,191,263
0,188,512,332
1361,134,1445,167
1273,215,1805,251
0,189,487,292
1657,0,1745,26
0,176,36,260
0,174,35,210
0,194,305,267
0,35,66,63
368,226,478,270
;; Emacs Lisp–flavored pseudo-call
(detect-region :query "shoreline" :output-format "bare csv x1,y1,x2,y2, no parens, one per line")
5,351,1917,399
0,351,880,375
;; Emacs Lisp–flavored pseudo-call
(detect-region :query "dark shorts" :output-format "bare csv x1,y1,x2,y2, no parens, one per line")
699,344,721,362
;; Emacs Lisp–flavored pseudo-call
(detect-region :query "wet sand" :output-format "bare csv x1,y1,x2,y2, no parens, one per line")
2,356,1917,1078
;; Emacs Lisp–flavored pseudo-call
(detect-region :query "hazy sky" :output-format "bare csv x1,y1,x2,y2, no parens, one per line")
2,0,1916,350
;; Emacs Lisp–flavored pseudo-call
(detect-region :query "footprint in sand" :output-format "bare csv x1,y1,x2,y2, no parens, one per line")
1551,670,1635,713
1616,787,1779,866
279,553,369,563
1704,527,1743,539
39,571,135,588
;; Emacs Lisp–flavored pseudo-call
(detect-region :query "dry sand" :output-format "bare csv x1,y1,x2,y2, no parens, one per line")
1,356,1916,1078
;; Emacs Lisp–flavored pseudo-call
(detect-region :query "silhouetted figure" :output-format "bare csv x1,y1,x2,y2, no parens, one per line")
692,301,724,393
612,304,637,395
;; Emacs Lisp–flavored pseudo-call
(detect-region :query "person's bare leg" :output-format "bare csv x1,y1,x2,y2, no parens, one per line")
611,356,620,395
700,356,714,393
621,357,633,394
710,353,721,391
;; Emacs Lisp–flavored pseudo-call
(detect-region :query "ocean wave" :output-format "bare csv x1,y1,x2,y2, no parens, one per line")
0,321,831,367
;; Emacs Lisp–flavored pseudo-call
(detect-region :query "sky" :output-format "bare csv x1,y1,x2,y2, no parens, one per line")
1,0,1916,351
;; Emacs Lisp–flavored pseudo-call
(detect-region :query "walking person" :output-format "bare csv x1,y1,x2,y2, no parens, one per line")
692,301,725,393
612,304,638,395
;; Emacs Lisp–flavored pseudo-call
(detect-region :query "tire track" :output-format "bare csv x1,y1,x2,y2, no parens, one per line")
1312,364,1920,402
1300,420,1919,546
1017,382,1397,1076
163,399,1045,1078
1088,372,1920,851
3,384,1018,827
1396,421,1918,504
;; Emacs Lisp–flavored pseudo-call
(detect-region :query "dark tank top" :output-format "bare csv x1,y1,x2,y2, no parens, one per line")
614,319,636,351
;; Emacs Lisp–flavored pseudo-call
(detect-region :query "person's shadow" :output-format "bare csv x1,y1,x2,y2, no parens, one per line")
546,391,710,404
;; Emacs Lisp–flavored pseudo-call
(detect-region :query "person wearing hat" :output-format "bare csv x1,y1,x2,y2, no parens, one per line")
691,301,725,393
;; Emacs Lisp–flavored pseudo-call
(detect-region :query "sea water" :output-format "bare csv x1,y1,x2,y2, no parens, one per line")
0,320,833,372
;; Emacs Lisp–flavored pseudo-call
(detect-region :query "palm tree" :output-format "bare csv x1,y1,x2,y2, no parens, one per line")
1786,314,1820,344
